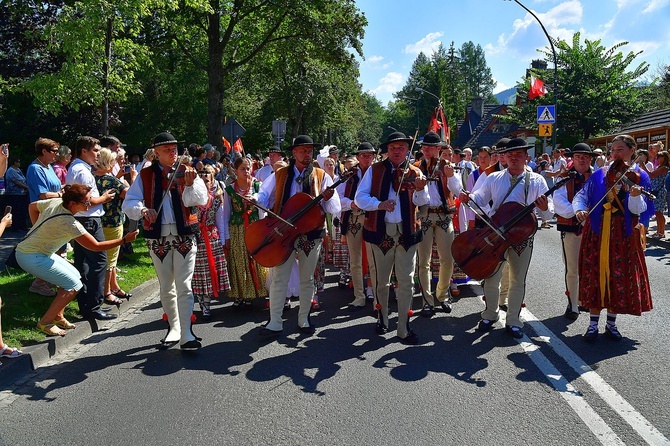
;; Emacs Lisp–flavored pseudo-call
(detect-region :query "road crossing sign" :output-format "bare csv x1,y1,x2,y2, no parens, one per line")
537,105,556,124
538,124,553,137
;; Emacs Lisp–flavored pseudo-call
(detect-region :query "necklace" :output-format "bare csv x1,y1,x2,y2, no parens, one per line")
36,157,50,169
235,181,251,194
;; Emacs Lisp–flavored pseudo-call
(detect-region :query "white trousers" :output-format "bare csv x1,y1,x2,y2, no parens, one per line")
346,212,374,307
561,231,582,312
417,210,454,305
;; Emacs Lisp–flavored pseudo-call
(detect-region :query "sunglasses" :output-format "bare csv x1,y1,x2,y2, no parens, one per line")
80,199,91,207
47,148,59,153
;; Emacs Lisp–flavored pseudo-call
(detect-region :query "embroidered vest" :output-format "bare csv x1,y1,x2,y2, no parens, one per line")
225,181,261,226
556,168,591,233
274,164,327,240
140,163,199,239
363,159,423,249
341,169,363,236
417,158,456,213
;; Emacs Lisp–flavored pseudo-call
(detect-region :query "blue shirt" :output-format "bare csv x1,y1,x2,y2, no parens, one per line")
5,166,27,195
26,160,62,202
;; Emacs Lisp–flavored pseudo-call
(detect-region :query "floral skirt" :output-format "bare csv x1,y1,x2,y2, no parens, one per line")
578,215,652,315
227,224,268,300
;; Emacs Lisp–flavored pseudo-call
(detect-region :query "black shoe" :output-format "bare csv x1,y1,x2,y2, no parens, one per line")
375,320,388,335
478,319,494,332
564,305,579,321
298,324,316,335
398,331,419,345
420,304,435,318
348,304,365,312
232,299,244,312
259,326,282,337
583,326,598,342
180,340,202,350
505,325,523,339
605,325,622,341
283,301,291,312
158,340,179,349
498,304,508,312
578,305,589,313
440,300,452,313
86,309,117,321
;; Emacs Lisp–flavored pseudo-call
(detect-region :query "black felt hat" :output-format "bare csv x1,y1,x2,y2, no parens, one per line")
569,143,596,156
151,131,183,148
497,137,533,154
418,131,447,147
353,142,376,155
268,146,284,155
287,135,321,151
379,131,414,153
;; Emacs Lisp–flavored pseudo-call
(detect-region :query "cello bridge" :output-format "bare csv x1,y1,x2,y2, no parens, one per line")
274,227,284,237
484,237,494,246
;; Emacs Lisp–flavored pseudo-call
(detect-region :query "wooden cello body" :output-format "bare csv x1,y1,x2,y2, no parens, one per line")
244,193,324,268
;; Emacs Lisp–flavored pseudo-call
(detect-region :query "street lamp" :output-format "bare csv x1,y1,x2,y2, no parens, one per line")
414,87,442,105
505,0,559,149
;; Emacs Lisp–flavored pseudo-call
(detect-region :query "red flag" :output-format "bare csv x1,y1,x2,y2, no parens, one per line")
222,136,232,153
427,105,449,142
529,75,548,100
233,138,244,154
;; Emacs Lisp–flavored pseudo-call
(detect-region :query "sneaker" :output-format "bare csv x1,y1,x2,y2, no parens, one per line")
29,280,57,297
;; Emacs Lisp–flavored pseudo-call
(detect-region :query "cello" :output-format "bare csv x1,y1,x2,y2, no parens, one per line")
245,167,357,267
451,174,573,280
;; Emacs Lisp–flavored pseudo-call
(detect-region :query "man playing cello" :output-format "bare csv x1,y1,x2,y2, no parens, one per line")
256,135,341,336
459,137,553,339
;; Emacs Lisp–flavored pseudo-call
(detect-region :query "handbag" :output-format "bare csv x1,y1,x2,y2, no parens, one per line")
4,213,69,271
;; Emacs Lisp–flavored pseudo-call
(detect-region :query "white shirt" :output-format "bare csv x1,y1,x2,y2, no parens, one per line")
354,164,430,223
257,166,341,215
336,169,366,212
66,158,104,217
122,166,209,223
255,164,274,183
468,169,554,221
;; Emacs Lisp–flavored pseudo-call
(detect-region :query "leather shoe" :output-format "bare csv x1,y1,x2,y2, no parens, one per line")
180,340,202,350
259,326,282,337
505,325,523,339
478,319,494,332
440,300,452,313
420,304,435,318
398,331,418,345
298,324,316,335
348,304,365,312
498,304,508,312
564,305,579,321
85,309,117,321
605,325,622,341
375,320,388,335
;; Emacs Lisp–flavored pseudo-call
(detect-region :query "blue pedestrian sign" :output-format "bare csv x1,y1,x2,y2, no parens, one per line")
537,105,556,124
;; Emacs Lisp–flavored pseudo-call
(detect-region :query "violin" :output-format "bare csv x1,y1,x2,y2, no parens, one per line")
606,158,656,200
392,164,428,192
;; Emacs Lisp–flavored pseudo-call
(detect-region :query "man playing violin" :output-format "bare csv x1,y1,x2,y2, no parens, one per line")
573,134,653,342
338,142,377,311
355,132,429,344
122,132,209,350
414,132,462,317
553,143,596,321
459,137,553,339
256,134,341,336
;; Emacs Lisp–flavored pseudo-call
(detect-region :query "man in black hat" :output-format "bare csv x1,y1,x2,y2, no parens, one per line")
328,145,345,176
414,132,462,316
355,132,429,344
553,142,595,320
256,134,341,336
122,132,209,350
256,146,284,182
459,137,554,339
337,142,377,310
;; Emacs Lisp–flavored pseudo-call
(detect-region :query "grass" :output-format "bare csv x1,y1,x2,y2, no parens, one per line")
0,238,156,348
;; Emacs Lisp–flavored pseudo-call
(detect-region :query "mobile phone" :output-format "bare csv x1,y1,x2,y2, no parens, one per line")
124,165,131,173
4,206,11,216
1,144,8,156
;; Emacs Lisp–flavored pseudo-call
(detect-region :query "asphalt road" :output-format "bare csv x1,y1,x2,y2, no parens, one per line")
0,224,669,445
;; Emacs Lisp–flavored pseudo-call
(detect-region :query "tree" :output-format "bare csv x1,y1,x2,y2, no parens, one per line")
458,41,497,103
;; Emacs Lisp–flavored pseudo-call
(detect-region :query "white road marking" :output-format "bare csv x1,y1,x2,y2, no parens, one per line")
522,308,670,446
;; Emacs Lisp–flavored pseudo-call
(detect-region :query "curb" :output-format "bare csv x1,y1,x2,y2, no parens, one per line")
0,278,158,388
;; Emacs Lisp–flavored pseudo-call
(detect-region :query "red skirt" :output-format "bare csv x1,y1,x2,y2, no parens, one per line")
578,215,652,315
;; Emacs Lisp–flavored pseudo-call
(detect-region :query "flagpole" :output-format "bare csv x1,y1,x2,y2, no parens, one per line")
506,0,558,150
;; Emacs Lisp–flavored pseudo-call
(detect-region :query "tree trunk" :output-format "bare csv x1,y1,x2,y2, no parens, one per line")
206,9,225,147
102,17,113,136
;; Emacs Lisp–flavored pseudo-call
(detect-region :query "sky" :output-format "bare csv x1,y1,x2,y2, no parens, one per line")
355,0,670,106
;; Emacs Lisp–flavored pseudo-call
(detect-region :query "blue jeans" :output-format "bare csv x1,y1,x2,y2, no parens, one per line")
16,251,83,292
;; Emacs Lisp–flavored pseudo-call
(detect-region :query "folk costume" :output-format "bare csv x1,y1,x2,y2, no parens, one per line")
223,180,269,305
572,162,653,317
467,138,554,337
355,132,429,343
192,188,231,319
122,132,209,348
414,132,461,316
256,135,341,334
553,143,594,319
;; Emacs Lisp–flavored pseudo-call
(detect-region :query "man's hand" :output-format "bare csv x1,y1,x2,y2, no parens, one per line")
322,188,334,201
378,199,396,212
413,176,427,190
142,208,157,224
458,191,471,204
534,195,549,211
183,167,197,187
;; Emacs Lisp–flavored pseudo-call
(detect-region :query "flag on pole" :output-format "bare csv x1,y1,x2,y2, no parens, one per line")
427,104,449,142
222,136,232,153
529,75,548,100
233,138,244,154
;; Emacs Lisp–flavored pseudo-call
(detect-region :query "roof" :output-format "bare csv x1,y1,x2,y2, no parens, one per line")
453,103,519,149
619,108,670,134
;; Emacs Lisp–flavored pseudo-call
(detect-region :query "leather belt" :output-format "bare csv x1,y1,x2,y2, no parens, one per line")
427,207,447,214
